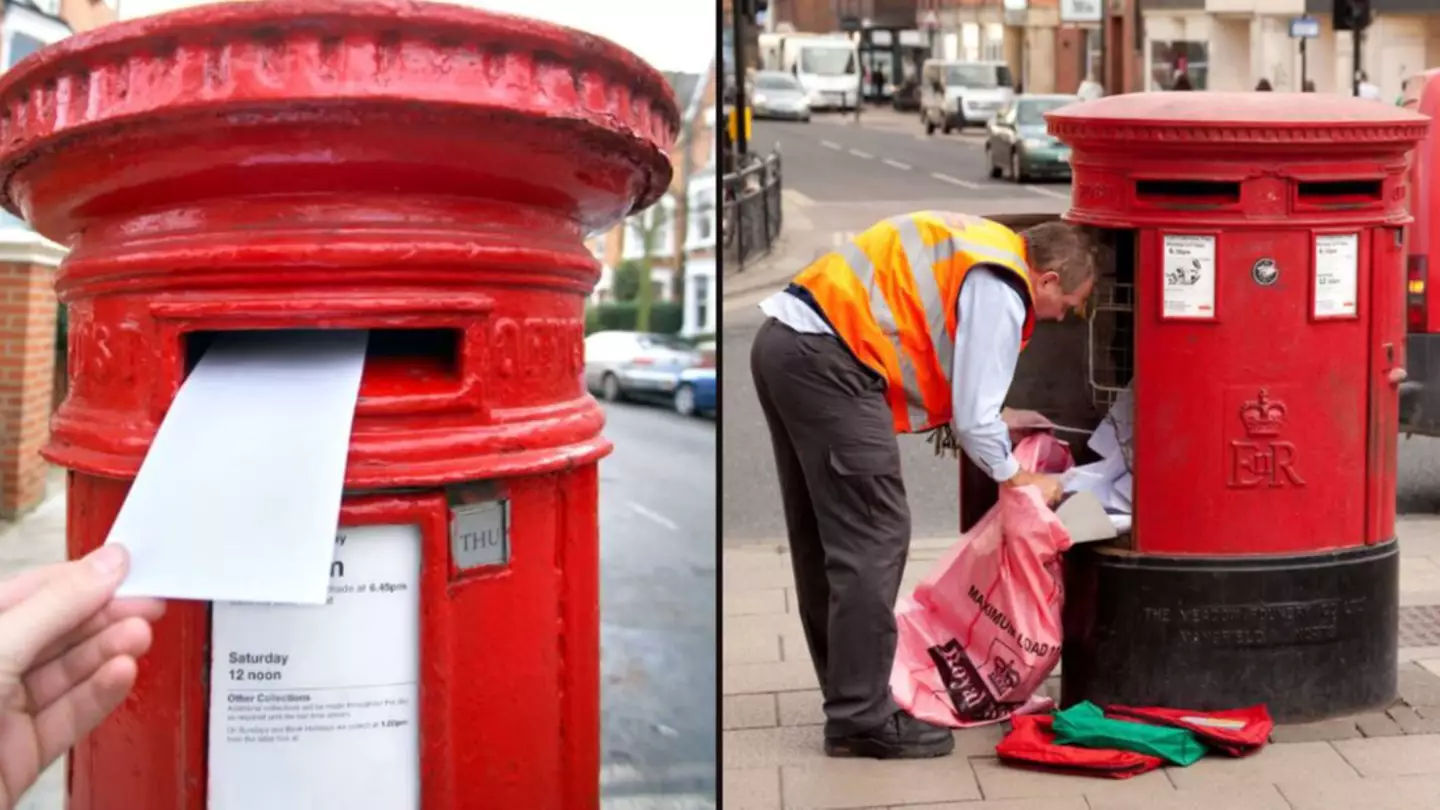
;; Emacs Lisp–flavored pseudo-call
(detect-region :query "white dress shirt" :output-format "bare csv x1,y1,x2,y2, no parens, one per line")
758,267,1024,482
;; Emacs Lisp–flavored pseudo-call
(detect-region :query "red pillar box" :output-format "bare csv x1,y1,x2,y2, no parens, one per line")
0,2,676,807
1031,94,1427,721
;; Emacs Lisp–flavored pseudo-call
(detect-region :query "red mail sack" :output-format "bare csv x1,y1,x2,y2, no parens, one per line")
1105,705,1273,757
889,434,1074,727
996,714,1165,779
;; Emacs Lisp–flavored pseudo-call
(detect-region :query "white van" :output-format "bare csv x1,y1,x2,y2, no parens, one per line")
779,34,860,112
920,59,1015,134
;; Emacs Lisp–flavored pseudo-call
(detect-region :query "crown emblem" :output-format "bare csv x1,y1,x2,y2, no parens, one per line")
1240,389,1286,437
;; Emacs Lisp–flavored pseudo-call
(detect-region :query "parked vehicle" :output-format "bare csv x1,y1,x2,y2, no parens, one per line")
674,366,716,417
752,71,811,122
760,32,860,112
920,59,1014,134
583,331,699,403
673,339,716,417
1400,69,1440,436
984,94,1078,183
892,75,921,111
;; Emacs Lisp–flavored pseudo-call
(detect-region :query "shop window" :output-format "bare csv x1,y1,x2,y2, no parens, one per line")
982,24,1005,63
1149,40,1209,90
961,24,980,62
1083,29,1102,81
694,274,711,333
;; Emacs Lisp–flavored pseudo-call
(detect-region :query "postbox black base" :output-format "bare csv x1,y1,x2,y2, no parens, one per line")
1060,540,1399,723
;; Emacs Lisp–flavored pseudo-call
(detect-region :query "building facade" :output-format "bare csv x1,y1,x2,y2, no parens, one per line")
903,0,1433,99
0,0,116,517
587,63,718,338
1138,0,1438,97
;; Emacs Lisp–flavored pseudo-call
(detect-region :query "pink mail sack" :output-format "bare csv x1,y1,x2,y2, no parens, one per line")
890,433,1075,728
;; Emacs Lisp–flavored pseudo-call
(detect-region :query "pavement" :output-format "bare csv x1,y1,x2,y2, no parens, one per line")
722,519,1440,810
3,400,716,809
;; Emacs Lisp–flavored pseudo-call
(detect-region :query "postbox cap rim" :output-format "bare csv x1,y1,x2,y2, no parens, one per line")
1045,92,1429,152
0,0,677,118
1046,92,1428,129
0,0,682,234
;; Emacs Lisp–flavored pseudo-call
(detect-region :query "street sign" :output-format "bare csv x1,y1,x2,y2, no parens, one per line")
1060,0,1102,23
1289,16,1320,39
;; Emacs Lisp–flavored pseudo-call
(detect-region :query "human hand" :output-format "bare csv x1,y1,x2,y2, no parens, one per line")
1004,470,1065,506
0,545,163,810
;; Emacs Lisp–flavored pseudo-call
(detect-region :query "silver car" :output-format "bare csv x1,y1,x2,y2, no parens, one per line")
584,330,700,402
752,71,811,122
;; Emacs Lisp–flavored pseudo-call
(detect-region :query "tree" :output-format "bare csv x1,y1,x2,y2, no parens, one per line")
612,260,643,302
627,201,672,332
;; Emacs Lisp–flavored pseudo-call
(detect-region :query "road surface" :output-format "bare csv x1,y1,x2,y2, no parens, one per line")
724,110,1440,547
599,400,716,803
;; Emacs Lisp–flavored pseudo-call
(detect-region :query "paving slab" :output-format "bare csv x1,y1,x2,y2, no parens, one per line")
726,621,784,665
725,694,779,730
1088,784,1291,810
1332,733,1440,777
725,767,783,810
726,588,788,617
724,660,820,696
1276,773,1440,810
723,727,832,769
1164,741,1357,789
781,758,982,808
895,799,1088,810
968,756,1175,802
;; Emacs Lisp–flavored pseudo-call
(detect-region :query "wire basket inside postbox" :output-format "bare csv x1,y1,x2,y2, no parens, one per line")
1087,276,1135,474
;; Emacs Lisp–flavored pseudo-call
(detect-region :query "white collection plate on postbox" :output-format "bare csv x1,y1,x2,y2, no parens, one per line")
1161,233,1218,320
207,524,422,810
1313,233,1360,319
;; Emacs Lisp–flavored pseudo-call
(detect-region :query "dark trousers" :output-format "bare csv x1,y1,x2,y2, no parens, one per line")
750,317,911,736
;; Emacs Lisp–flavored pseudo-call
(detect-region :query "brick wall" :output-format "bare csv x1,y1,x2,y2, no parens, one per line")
1055,26,1085,93
0,260,58,516
777,0,840,33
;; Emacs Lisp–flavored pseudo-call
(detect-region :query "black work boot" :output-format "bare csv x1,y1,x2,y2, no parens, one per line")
824,711,956,759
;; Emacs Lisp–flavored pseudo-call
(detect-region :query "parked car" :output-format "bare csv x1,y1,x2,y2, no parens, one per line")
984,94,1077,183
891,76,921,112
920,59,1014,134
583,331,699,403
752,71,811,122
674,366,716,417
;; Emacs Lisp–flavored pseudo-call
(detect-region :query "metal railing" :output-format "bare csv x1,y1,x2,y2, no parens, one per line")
721,149,782,271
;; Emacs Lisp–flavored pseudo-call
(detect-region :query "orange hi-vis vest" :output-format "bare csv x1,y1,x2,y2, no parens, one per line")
791,212,1036,434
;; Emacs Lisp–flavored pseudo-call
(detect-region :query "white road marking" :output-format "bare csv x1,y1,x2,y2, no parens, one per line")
882,158,911,170
848,149,873,159
821,140,842,149
629,502,679,531
931,172,981,190
782,188,816,207
1025,185,1071,201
